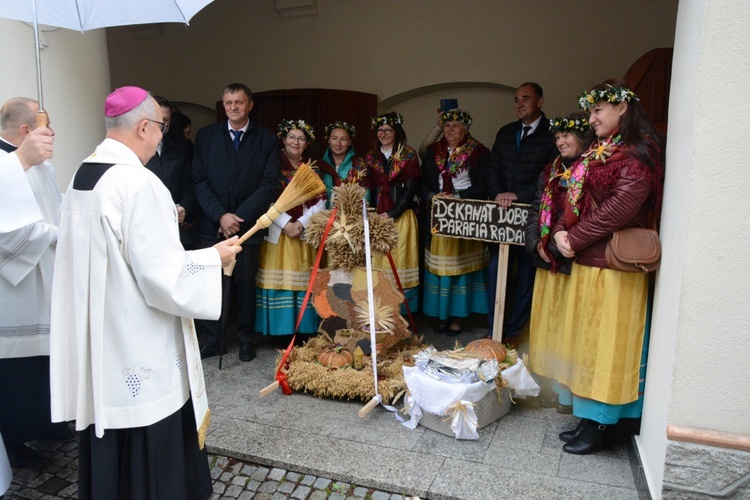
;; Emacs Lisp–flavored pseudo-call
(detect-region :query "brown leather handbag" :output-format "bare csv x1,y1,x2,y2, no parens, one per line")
590,196,661,273
605,226,661,273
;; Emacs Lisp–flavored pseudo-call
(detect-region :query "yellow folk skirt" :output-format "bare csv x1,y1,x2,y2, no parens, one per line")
425,235,488,277
371,209,419,289
530,263,648,405
256,233,316,291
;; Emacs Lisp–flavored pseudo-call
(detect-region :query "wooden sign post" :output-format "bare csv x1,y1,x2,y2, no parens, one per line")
430,197,530,341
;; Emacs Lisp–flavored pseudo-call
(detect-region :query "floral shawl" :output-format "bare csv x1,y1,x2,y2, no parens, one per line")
432,135,483,194
279,152,323,221
538,154,582,271
362,144,420,213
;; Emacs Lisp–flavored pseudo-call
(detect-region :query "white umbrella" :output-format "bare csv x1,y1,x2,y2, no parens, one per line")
0,0,214,121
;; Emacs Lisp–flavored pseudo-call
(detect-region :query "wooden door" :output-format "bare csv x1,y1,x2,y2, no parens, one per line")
216,88,378,160
624,48,673,136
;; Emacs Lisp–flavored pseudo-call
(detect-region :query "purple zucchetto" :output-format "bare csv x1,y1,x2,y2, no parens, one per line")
105,86,148,117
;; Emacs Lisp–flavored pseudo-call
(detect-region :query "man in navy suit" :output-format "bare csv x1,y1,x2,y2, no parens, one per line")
486,82,557,347
192,83,280,361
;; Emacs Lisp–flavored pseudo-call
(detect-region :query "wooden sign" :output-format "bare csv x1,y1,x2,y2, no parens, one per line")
430,197,530,245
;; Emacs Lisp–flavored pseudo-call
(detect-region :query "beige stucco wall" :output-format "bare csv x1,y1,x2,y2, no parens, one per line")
0,20,111,187
105,0,678,151
666,0,750,435
15,2,750,497
638,0,750,497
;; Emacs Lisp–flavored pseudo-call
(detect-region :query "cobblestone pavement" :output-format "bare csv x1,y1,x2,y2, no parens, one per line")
3,439,411,499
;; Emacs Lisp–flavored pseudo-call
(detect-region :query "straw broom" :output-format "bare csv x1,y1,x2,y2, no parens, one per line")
224,162,325,276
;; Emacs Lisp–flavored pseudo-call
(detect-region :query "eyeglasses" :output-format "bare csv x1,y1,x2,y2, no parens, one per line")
146,118,167,134
286,135,307,143
376,128,394,134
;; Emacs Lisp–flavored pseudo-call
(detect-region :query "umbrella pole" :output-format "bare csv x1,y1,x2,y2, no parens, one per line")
31,0,48,128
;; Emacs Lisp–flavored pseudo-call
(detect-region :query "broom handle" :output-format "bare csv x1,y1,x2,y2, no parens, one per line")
259,381,280,398
222,209,278,276
234,220,265,247
358,396,380,417
222,220,264,276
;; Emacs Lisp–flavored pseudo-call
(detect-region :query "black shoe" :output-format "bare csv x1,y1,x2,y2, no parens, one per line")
239,343,256,362
200,344,227,360
563,420,613,455
559,418,588,442
556,404,573,414
446,326,463,337
433,324,446,335
7,444,47,469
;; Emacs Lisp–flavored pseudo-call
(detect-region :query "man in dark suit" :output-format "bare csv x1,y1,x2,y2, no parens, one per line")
486,82,557,347
192,83,280,361
145,96,194,247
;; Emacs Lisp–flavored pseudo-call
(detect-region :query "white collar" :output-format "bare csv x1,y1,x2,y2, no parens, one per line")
522,114,543,135
227,120,249,134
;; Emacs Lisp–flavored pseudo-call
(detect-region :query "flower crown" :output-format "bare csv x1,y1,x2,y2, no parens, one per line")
371,113,403,129
277,119,315,141
440,110,473,126
578,85,638,110
324,120,356,139
549,116,590,134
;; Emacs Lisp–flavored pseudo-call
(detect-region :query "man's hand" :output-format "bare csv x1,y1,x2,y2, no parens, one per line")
213,236,242,267
16,127,54,171
219,213,244,237
536,241,552,263
494,192,518,209
176,205,186,224
554,231,575,258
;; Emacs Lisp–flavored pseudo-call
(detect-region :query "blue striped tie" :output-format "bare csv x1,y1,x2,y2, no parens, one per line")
231,129,242,151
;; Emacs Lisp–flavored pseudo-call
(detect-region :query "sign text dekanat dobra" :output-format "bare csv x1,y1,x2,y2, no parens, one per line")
430,197,529,245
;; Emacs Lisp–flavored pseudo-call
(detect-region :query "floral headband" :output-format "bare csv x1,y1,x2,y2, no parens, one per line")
277,119,315,141
440,110,473,126
549,116,590,134
578,85,638,110
324,120,356,139
371,113,403,129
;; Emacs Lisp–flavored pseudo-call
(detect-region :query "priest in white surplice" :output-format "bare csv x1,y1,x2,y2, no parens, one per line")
0,98,75,470
0,114,56,488
50,87,241,499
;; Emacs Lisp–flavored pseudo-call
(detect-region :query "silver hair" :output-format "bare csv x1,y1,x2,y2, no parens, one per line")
104,93,158,131
0,97,37,132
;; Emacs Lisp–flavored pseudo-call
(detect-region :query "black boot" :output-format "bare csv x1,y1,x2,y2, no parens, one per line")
563,420,613,455
559,418,588,443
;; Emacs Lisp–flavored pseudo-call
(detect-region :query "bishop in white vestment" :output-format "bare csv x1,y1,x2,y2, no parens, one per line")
49,87,241,499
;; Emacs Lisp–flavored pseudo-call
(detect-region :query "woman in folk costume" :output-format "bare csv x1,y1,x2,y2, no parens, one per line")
255,120,325,337
359,112,421,312
524,113,593,412
419,109,490,336
317,121,365,208
552,79,664,455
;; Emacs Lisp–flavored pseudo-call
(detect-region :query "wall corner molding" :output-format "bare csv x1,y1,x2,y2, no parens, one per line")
275,0,318,18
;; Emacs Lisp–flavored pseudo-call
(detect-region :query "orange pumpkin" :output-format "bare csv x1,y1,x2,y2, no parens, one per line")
317,347,354,368
465,339,507,362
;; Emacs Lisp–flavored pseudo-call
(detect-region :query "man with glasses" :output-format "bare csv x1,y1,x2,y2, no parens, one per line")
49,86,242,497
145,95,194,248
192,83,280,362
